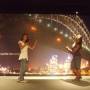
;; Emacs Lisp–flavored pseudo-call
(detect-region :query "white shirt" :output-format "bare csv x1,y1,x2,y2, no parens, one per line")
18,41,29,61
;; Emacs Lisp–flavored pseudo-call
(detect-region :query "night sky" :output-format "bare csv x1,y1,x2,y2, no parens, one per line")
0,14,90,69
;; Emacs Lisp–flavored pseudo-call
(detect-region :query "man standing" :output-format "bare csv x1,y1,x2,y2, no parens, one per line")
18,33,37,82
66,34,82,80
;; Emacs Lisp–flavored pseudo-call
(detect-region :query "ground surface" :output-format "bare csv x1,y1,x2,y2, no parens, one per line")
0,76,90,90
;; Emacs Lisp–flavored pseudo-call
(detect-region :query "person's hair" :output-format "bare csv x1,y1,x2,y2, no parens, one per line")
76,37,82,46
20,33,29,43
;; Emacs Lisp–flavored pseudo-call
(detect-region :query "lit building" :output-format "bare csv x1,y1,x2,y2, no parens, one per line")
47,55,59,74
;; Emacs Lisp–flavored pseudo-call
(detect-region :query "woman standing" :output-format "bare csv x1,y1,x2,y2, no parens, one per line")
18,33,37,82
66,34,82,80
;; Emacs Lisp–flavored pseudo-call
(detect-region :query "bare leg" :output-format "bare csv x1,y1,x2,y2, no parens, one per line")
76,69,82,80
72,69,77,76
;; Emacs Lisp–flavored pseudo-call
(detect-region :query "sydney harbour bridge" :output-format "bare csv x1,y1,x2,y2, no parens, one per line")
28,14,90,60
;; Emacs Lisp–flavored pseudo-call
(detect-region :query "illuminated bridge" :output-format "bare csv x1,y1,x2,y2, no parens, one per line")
28,14,90,60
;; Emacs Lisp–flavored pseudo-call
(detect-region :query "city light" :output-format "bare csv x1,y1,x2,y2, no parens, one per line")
0,66,10,74
40,54,72,75
81,58,89,69
56,37,61,43
67,55,72,60
47,23,51,27
28,14,32,16
64,33,68,38
76,11,79,14
38,19,42,23
47,55,59,74
59,31,63,35
31,26,37,32
54,27,58,31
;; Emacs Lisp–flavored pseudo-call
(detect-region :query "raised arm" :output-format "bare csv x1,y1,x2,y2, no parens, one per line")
29,40,37,50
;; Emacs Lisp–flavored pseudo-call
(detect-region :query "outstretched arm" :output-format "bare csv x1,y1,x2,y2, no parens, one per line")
66,45,80,54
29,40,37,50
66,46,72,53
72,45,80,54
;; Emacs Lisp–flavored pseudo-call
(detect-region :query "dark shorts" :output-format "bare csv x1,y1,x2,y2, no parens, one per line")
71,55,81,69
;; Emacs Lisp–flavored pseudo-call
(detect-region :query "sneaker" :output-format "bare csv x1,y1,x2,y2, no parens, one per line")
74,76,82,81
17,80,27,83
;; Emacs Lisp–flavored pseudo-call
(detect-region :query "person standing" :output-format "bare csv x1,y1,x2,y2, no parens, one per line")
18,33,37,82
66,34,82,80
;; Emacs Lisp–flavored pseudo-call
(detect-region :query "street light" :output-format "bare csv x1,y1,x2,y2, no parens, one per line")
56,37,61,43
54,27,58,31
64,33,68,38
28,14,32,16
59,31,63,35
47,23,51,27
31,26,37,32
76,11,79,15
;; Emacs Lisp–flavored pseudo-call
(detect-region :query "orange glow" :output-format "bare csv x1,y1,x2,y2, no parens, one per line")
31,26,37,32
56,37,61,42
